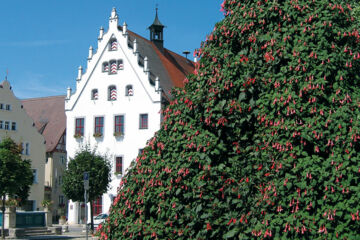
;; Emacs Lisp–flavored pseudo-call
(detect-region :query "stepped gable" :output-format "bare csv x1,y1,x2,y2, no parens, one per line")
22,95,66,152
121,27,195,97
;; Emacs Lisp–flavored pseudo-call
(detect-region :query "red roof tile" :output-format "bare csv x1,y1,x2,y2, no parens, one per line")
21,95,66,152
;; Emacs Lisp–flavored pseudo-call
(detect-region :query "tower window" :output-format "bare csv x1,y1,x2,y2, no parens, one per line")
125,85,133,96
109,39,117,51
110,60,117,74
91,89,99,100
139,114,148,129
108,86,117,101
118,59,124,70
102,62,109,72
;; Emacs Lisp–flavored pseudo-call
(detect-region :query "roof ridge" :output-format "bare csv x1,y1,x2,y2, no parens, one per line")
22,95,66,101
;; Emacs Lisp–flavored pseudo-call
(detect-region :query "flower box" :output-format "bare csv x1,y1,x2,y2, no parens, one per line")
73,133,83,139
113,132,124,137
93,133,103,138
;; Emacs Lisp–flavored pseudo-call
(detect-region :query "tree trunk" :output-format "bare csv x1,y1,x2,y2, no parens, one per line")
2,194,5,240
90,200,94,233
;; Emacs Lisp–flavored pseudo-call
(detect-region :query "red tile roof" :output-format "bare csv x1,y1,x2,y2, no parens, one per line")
127,30,195,95
21,95,66,152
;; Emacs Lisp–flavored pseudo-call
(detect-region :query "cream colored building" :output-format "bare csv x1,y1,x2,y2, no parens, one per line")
22,95,68,222
0,79,46,211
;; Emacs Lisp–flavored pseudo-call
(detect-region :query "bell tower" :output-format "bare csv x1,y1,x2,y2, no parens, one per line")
148,7,165,50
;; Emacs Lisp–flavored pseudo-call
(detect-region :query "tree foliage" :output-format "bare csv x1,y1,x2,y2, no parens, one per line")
99,0,360,239
0,137,33,201
62,144,111,231
0,137,33,239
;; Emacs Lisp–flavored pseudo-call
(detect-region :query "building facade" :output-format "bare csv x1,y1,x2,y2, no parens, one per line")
0,79,46,211
22,95,68,222
65,8,194,224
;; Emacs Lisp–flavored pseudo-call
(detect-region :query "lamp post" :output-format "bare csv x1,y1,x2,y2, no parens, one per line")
83,172,89,240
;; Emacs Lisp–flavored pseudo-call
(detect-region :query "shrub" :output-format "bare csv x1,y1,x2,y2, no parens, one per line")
99,1,360,239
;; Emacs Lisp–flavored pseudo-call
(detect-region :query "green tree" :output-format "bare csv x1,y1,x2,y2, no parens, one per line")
62,145,111,232
99,0,360,239
0,137,33,239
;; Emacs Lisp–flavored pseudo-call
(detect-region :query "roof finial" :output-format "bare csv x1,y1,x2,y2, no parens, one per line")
5,69,8,81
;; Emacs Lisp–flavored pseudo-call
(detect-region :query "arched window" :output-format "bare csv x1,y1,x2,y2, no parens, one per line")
108,85,117,101
102,62,109,72
125,85,133,96
110,60,117,74
109,38,117,51
91,89,98,100
118,59,124,70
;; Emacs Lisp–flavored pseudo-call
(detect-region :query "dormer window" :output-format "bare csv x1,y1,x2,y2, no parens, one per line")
108,85,117,101
91,89,99,100
102,62,109,72
125,85,133,96
110,60,117,74
118,59,124,70
109,39,117,51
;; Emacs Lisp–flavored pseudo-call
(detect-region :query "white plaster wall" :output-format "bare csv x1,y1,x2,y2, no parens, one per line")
65,9,162,224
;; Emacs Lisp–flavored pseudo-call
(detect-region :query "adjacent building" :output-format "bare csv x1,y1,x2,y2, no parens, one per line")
65,8,194,224
22,95,68,222
0,79,46,211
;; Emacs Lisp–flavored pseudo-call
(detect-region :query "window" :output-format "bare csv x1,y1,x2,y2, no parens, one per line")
93,197,102,216
75,118,84,136
125,85,133,96
139,114,148,129
110,60,117,74
21,142,24,154
94,117,104,135
56,134,66,151
5,104,11,111
91,89,99,100
115,156,123,174
109,39,117,51
102,62,109,72
4,121,9,130
58,175,62,186
108,86,117,101
0,120,3,129
32,169,38,183
118,59,124,70
0,103,3,109
25,143,30,155
114,115,124,136
11,122,16,131
59,195,65,206
60,156,66,165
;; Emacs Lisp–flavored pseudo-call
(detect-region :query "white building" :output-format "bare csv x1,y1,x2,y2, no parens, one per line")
65,8,194,224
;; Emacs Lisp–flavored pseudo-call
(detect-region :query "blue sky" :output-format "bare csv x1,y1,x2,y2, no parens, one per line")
0,1,223,99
